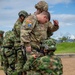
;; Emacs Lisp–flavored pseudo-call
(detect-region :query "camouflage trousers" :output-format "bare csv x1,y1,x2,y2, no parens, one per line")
27,71,56,75
0,47,3,66
27,70,41,75
15,48,26,73
2,48,15,75
23,49,43,75
2,47,26,75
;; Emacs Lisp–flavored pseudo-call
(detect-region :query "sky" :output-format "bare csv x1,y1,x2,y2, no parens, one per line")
0,0,75,38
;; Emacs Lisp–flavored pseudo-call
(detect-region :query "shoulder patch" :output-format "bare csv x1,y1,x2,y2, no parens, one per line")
25,19,32,27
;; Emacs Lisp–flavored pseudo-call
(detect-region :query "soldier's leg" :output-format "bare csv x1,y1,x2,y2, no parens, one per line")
3,57,9,75
0,48,4,66
4,48,15,75
15,49,25,74
1,48,9,75
8,51,15,75
0,55,3,66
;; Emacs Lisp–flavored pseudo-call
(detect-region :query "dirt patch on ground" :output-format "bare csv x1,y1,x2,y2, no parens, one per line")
0,57,75,75
0,70,5,75
61,57,75,75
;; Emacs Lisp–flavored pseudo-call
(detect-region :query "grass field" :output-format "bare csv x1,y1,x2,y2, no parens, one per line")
55,42,75,54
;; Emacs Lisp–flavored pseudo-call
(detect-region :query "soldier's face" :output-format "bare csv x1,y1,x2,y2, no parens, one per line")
21,16,25,21
20,16,25,22
40,15,48,24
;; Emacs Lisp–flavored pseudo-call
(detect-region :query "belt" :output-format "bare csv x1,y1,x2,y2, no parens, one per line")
2,46,13,49
15,41,20,43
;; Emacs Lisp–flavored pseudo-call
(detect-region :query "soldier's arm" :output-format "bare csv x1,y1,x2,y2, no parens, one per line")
2,31,15,47
21,16,36,47
48,21,59,32
23,56,35,71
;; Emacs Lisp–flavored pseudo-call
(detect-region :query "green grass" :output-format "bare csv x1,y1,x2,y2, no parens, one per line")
55,42,75,54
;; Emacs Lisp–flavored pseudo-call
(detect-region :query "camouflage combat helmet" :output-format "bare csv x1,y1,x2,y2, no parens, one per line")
18,10,28,17
41,38,56,51
35,1,48,11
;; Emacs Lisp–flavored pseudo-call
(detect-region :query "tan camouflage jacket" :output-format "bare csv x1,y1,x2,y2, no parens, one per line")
21,15,59,48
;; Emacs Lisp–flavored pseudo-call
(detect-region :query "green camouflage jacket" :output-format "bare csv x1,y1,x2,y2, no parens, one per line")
24,53,63,75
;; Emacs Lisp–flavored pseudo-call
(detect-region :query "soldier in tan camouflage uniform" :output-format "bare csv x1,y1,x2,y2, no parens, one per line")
2,10,28,75
21,11,50,51
22,1,60,75
34,1,59,38
0,30,4,66
21,11,50,75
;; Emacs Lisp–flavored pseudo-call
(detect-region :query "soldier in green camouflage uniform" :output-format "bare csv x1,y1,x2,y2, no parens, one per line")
0,30,4,66
13,10,28,75
2,31,15,75
23,38,63,75
34,1,59,38
2,10,28,75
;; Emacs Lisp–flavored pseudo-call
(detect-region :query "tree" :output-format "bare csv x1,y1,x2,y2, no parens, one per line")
59,36,68,42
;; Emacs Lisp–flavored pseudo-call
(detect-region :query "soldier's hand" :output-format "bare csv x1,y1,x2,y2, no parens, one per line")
32,54,37,59
26,46,31,53
53,20,59,26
